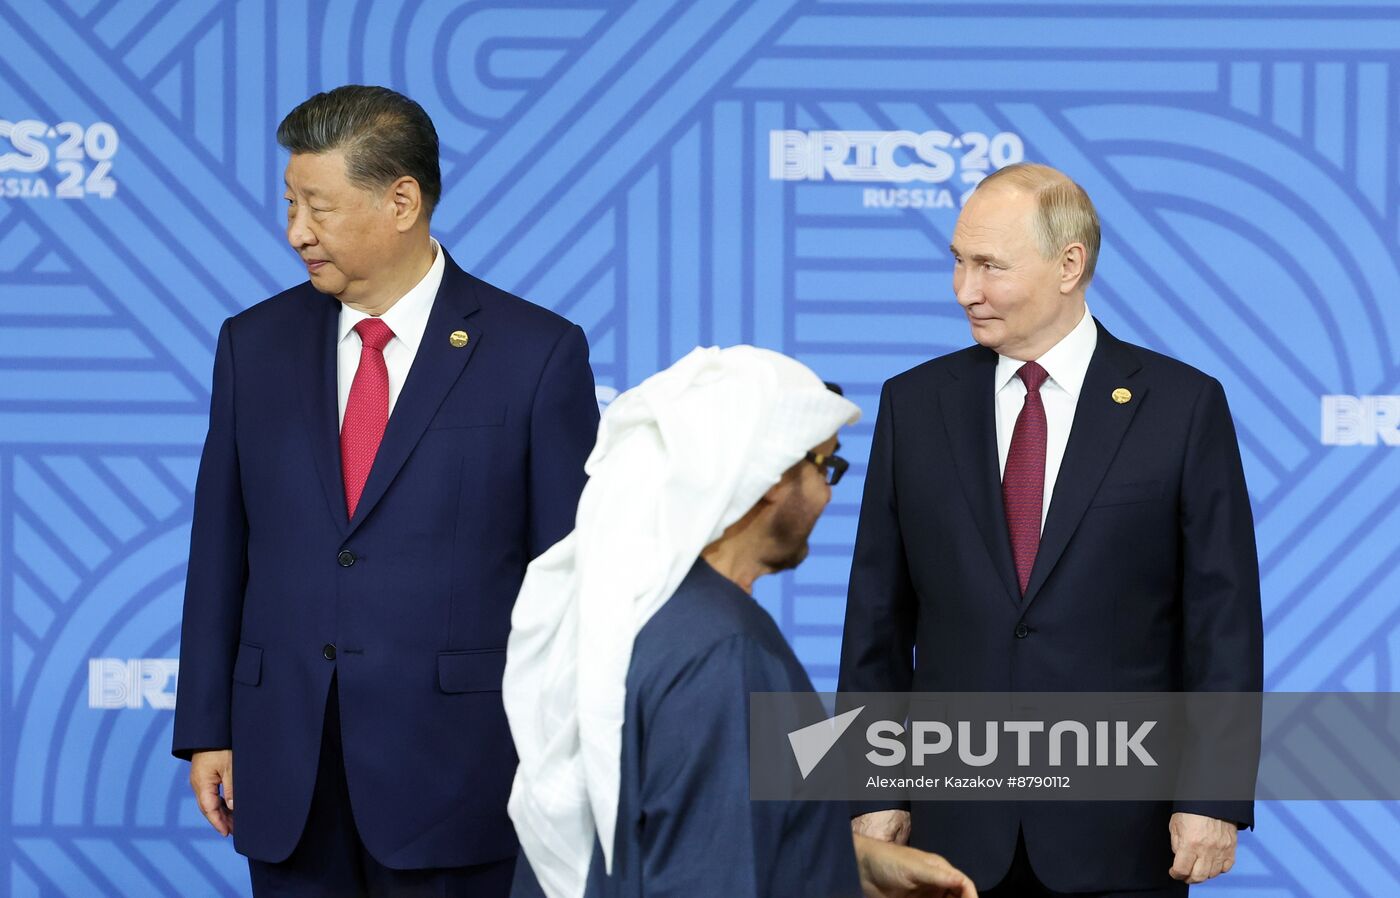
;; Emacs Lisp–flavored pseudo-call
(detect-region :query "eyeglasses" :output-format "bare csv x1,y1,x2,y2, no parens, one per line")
805,451,849,486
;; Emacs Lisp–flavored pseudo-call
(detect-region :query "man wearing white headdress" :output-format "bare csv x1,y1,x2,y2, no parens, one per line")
504,346,978,898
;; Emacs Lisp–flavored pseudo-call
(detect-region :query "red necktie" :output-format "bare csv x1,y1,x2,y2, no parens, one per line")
1003,361,1049,595
341,318,394,519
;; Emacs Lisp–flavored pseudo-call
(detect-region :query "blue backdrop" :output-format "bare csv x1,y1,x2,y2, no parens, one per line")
3,1,1399,895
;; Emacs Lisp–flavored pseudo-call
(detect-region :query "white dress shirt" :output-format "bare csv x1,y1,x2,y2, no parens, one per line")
994,305,1098,531
337,238,445,428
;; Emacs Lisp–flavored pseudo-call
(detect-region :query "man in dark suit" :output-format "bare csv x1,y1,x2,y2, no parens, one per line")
172,85,599,897
839,163,1262,896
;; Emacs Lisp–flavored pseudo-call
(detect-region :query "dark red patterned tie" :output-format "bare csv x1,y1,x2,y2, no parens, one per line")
341,318,394,519
1003,361,1048,595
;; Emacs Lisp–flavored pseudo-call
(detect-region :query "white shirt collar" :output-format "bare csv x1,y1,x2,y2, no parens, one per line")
336,237,445,350
994,304,1098,400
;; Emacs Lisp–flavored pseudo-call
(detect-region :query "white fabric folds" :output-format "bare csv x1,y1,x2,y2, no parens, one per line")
503,345,861,898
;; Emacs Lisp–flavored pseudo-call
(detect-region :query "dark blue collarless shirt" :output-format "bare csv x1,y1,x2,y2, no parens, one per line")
512,558,861,898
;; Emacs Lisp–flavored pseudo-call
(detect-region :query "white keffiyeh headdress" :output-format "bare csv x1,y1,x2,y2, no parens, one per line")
503,345,860,898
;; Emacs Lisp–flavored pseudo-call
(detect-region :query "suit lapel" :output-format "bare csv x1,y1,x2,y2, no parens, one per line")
941,349,1022,609
298,288,349,535
345,253,483,538
1022,322,1145,606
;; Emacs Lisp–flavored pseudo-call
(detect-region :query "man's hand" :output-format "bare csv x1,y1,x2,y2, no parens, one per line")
854,833,978,897
189,749,234,836
1169,812,1236,884
852,809,912,845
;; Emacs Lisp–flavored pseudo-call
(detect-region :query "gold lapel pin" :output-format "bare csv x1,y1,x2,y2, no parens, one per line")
1112,387,1132,404
449,330,469,348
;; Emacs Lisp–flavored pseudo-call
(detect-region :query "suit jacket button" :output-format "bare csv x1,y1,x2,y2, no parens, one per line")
1014,623,1030,639
337,549,355,567
323,643,337,660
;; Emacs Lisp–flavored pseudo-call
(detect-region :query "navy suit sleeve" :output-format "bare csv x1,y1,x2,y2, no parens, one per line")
1172,377,1263,829
527,324,598,559
838,380,917,817
638,636,859,898
172,319,248,760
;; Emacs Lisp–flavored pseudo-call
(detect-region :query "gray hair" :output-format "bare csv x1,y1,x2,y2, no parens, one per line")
978,163,1101,286
277,85,442,217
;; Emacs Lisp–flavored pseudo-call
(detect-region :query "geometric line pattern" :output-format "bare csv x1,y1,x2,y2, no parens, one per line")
2,2,1396,895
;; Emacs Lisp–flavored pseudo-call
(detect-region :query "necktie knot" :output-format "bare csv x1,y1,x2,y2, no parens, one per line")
1017,360,1049,394
354,317,394,352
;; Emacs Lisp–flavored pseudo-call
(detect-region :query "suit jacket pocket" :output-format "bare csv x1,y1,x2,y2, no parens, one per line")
427,404,507,430
1090,480,1164,508
232,642,263,686
438,649,507,694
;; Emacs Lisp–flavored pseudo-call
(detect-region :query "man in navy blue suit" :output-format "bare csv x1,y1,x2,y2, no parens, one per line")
172,85,599,897
839,163,1262,896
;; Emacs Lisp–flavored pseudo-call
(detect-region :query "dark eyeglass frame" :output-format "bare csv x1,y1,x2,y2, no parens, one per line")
805,451,849,486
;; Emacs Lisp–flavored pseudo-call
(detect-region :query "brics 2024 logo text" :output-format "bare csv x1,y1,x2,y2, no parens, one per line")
1321,395,1400,446
768,129,1024,209
0,119,119,200
88,658,178,709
